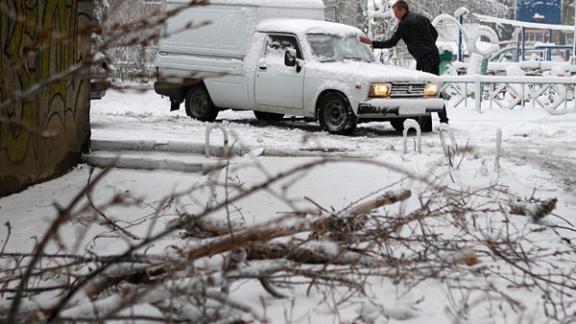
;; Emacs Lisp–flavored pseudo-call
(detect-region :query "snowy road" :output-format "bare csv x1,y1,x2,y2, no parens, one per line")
92,89,576,191
1,88,576,324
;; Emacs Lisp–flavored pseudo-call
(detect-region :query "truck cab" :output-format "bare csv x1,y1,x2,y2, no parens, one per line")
155,1,444,134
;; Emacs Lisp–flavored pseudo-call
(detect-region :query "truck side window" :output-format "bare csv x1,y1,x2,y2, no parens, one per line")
265,34,302,59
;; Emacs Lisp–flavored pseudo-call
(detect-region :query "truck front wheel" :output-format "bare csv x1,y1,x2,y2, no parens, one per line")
185,86,219,122
318,93,357,135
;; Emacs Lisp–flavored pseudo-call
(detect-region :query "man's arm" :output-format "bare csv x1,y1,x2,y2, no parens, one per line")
372,26,403,49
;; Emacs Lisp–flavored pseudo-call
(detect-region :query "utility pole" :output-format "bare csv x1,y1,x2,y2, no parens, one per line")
454,7,470,62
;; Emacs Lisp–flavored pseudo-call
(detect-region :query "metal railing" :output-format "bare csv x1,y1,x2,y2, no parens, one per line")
110,62,156,82
439,75,576,115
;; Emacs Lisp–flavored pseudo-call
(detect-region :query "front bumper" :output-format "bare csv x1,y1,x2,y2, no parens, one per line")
357,98,445,118
154,81,184,98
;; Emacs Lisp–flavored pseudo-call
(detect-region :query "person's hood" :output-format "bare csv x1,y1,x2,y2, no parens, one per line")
400,10,412,22
306,61,439,83
400,10,410,22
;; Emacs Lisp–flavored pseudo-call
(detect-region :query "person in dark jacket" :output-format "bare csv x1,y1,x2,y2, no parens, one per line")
372,0,449,124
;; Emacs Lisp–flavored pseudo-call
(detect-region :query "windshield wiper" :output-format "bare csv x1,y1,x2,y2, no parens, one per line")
348,57,374,63
343,57,365,62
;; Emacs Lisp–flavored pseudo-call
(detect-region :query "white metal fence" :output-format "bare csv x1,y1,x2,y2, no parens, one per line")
111,62,156,82
439,75,576,115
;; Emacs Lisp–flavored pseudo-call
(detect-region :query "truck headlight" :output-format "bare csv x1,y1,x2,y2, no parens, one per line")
424,83,439,97
369,83,392,98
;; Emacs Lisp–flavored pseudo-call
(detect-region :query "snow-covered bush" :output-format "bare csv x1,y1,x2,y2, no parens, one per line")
1,159,574,323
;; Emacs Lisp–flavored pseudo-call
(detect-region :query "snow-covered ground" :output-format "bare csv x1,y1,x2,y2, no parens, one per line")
90,89,576,192
1,88,576,323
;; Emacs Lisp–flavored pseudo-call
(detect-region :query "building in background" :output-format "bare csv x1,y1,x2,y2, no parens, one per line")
516,0,562,43
517,0,562,24
0,1,93,197
324,0,366,29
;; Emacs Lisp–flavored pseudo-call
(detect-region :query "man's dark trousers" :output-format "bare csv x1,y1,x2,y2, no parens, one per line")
416,54,449,124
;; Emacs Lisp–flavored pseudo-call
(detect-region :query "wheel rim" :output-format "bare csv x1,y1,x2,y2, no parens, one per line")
190,92,208,116
323,100,346,128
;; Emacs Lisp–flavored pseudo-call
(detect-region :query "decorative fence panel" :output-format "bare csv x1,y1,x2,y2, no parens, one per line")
439,75,576,115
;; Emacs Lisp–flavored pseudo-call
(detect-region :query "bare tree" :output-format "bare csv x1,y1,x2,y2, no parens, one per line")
1,154,574,322
3,1,576,323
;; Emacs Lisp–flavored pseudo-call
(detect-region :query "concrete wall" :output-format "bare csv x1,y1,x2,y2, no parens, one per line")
0,0,92,197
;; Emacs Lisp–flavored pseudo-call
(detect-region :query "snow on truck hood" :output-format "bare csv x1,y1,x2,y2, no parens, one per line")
257,19,362,37
308,61,439,83
256,19,436,83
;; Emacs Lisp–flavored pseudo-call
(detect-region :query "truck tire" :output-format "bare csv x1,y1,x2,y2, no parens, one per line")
254,111,284,122
390,115,433,133
390,118,406,132
185,86,219,122
418,115,433,133
318,93,357,135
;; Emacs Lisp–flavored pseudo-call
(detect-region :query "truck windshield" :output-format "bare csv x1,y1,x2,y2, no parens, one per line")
307,34,374,63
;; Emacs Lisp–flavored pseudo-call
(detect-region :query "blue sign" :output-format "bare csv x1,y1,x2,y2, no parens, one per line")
517,0,562,24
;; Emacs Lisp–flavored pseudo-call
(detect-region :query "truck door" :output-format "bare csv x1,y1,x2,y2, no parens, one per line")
255,34,304,110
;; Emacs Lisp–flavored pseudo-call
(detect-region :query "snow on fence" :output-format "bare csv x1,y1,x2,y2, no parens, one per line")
449,61,576,77
439,75,576,115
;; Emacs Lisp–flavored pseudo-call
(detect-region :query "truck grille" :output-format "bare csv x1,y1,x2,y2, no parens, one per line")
390,83,426,98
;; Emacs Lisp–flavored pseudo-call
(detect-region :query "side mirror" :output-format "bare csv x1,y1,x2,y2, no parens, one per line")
284,49,297,67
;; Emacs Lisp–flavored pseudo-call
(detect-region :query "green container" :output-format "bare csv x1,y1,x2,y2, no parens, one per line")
439,50,453,75
481,58,489,75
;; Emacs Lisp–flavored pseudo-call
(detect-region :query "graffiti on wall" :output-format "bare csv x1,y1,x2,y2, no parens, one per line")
0,0,92,195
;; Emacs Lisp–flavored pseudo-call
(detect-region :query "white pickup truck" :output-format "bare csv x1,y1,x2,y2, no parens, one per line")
154,0,445,134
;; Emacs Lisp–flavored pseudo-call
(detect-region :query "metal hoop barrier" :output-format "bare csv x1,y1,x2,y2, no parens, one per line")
438,124,457,158
494,128,502,173
205,124,230,158
403,119,422,154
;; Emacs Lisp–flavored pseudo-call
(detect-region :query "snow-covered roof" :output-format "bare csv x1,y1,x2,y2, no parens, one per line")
475,14,574,32
169,0,325,9
257,19,363,36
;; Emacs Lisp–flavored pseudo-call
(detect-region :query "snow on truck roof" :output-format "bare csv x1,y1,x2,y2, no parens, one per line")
257,19,363,36
168,0,324,9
